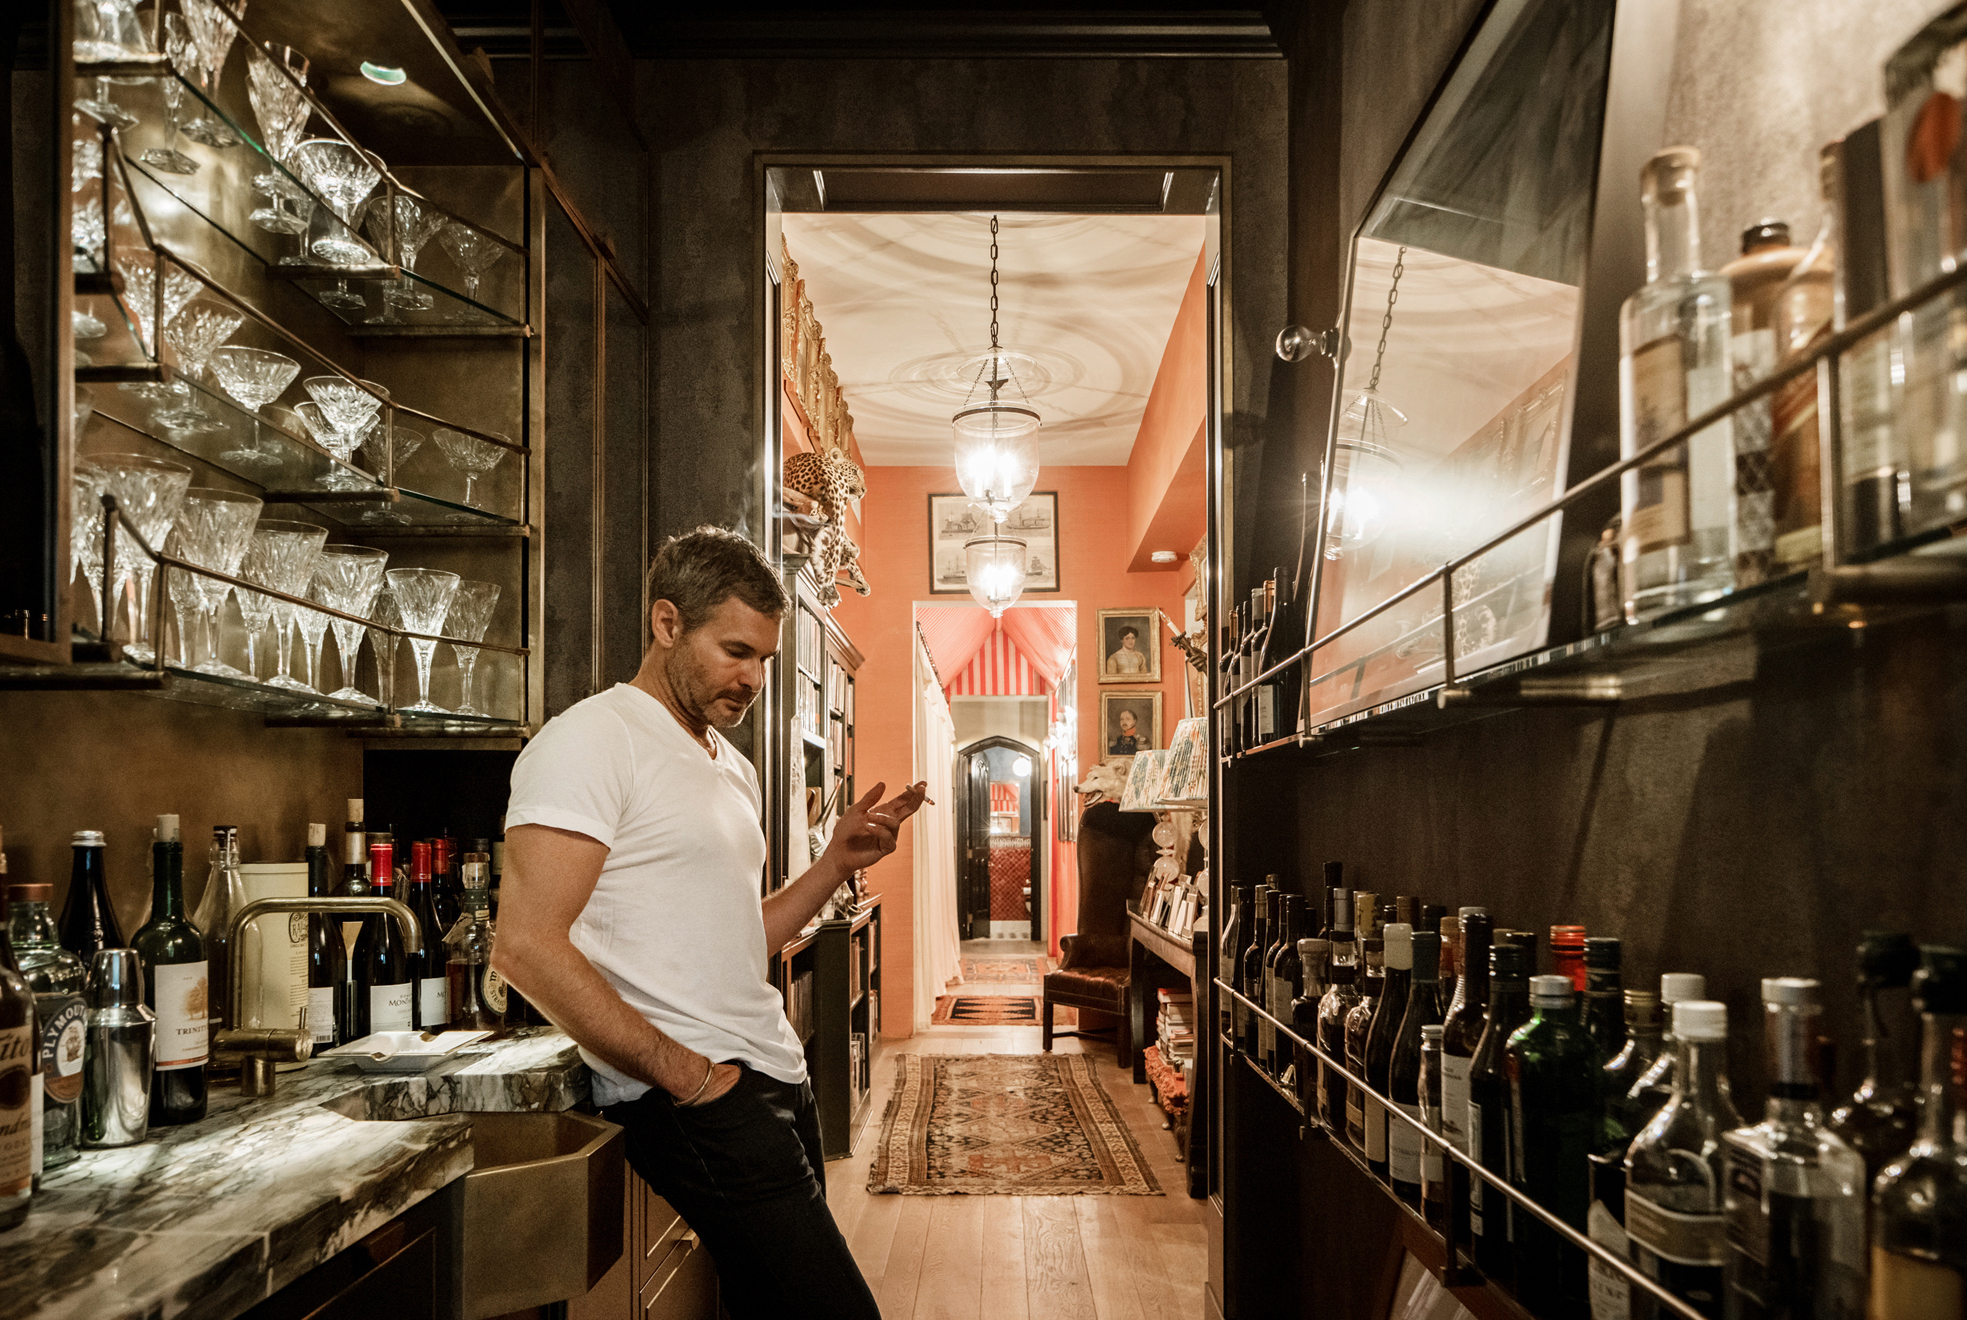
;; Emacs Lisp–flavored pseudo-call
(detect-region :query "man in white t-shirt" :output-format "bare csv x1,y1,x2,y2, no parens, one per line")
496,527,925,1320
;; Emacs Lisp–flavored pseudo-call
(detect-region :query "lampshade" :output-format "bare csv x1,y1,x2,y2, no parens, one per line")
1159,717,1210,807
964,532,1028,617
1118,749,1173,813
1325,389,1406,559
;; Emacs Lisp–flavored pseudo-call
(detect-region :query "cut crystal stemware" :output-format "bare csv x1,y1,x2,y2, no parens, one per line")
166,486,262,676
432,427,509,509
140,15,200,177
73,0,146,129
88,452,191,660
294,401,379,491
211,345,300,471
365,584,401,709
294,573,334,694
247,44,312,235
438,223,505,318
444,580,500,717
365,193,450,319
116,249,201,358
72,196,107,273
315,544,389,704
71,463,108,634
291,137,380,273
385,567,459,715
237,519,326,682
179,0,243,149
155,299,242,431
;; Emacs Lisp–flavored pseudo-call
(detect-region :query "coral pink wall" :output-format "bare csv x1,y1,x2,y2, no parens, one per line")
834,465,1190,1033
1126,249,1210,573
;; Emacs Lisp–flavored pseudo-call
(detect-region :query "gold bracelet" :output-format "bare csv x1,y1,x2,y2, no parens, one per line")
679,1057,716,1107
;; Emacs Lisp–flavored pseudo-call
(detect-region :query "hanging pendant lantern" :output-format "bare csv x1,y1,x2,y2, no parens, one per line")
964,530,1029,617
953,217,1040,523
1324,245,1410,560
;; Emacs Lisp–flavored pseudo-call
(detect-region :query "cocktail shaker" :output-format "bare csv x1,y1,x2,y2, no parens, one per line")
83,949,154,1147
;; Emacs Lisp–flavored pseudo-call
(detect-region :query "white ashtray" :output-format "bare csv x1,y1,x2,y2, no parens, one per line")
323,1030,495,1073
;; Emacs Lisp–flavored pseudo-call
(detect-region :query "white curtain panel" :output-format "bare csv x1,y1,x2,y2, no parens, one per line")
912,630,964,1030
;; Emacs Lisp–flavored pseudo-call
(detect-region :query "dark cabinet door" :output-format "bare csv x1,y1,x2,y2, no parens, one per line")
962,755,992,939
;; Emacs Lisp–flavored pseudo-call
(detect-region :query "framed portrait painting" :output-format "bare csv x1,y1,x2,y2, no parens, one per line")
1096,608,1160,684
1099,690,1161,761
928,492,1060,594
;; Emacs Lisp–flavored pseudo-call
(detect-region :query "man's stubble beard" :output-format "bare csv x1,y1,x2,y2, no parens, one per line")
665,648,756,729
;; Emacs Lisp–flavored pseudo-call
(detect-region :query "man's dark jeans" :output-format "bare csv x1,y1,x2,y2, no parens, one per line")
602,1064,880,1319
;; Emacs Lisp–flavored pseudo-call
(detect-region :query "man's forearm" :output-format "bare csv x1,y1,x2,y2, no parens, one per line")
761,854,852,955
492,930,706,1098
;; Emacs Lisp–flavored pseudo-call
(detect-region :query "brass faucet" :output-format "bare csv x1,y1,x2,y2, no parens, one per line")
219,896,424,1096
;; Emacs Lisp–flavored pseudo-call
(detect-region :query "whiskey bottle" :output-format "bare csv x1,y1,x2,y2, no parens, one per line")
1317,928,1360,1133
1867,944,1967,1317
1720,219,1808,587
1768,148,1837,575
1390,929,1443,1210
1584,936,1626,1058
1470,940,1533,1282
1828,930,1919,1188
1242,885,1274,1059
1269,898,1305,1078
1508,974,1597,1316
1366,923,1414,1183
58,830,123,958
6,883,86,1175
1625,999,1741,1319
1551,924,1588,993
1620,147,1736,621
1721,978,1867,1319
1420,1023,1449,1231
1589,990,1666,1320
1345,927,1385,1155
133,815,207,1126
1219,880,1253,1040
1291,937,1327,1105
0,917,34,1230
1441,910,1492,1172
1633,972,1710,1120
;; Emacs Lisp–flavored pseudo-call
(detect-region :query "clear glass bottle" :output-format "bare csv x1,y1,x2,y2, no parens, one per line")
1721,978,1866,1320
1508,974,1596,1316
1867,944,1967,1318
7,883,86,1176
1767,147,1838,575
444,857,500,1030
1317,923,1360,1135
1634,972,1710,1120
1620,146,1737,621
1719,220,1808,588
190,825,244,1034
1420,1023,1448,1230
1829,930,1920,1190
1625,999,1742,1319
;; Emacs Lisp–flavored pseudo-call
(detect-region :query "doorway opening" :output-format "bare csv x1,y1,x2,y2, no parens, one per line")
956,734,1043,941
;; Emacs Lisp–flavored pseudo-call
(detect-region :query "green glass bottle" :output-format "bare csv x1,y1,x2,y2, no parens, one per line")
1470,937,1534,1281
1507,974,1597,1315
133,814,207,1126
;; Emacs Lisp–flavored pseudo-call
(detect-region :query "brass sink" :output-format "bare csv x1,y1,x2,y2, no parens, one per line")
458,1111,625,1320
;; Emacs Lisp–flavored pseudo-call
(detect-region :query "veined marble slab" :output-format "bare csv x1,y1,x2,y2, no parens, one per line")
0,1028,590,1320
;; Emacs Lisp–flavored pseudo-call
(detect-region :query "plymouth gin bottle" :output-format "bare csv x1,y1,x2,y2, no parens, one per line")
134,815,207,1126
1721,978,1866,1320
1625,999,1741,1318
7,883,86,1175
1620,146,1736,621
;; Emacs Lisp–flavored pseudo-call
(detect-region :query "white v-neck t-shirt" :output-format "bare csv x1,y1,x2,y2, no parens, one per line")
504,682,806,1103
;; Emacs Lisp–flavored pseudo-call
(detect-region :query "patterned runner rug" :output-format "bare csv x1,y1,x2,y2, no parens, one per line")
954,955,1050,984
868,1054,1161,1196
931,995,1039,1025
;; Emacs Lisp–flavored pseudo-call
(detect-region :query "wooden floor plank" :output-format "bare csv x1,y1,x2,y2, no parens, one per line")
978,1195,1032,1320
914,1195,986,1320
1022,1197,1094,1320
878,1196,935,1317
1075,1197,1150,1320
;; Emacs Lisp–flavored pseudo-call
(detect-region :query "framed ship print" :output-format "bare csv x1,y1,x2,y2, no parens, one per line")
929,492,1059,594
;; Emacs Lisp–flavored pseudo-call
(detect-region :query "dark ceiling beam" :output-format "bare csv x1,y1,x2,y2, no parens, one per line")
626,10,1282,60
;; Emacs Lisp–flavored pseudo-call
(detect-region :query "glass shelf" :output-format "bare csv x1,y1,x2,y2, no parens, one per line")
86,371,524,530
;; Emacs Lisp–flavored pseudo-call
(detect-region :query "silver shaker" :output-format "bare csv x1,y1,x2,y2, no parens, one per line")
83,950,154,1147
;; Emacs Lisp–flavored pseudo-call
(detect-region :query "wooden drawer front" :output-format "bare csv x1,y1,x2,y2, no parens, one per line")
641,1183,688,1267
639,1231,716,1320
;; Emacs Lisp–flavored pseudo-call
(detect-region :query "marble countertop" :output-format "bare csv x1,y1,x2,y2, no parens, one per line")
1,1028,590,1320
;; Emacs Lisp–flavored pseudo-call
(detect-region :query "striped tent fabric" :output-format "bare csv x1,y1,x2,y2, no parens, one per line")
946,627,1044,697
989,781,1020,814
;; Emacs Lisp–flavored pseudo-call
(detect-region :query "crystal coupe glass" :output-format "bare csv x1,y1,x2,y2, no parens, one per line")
444,579,500,717
89,452,191,660
437,222,505,318
211,345,300,470
167,486,262,676
293,401,376,490
236,519,326,681
156,299,243,431
246,44,313,236
432,427,508,508
179,0,243,149
358,425,424,523
315,544,389,704
140,15,200,177
385,567,459,714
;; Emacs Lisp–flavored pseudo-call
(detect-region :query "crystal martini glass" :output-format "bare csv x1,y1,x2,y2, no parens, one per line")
438,222,505,320
432,427,508,509
236,519,326,681
385,567,459,714
444,580,500,717
116,249,201,365
211,345,300,470
358,425,424,523
291,138,380,311
71,463,109,634
315,544,389,704
365,193,450,321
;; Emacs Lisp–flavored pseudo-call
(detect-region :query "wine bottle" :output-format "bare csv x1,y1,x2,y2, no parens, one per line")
1240,886,1271,1057
1470,939,1533,1280
1262,888,1294,1074
1828,930,1919,1188
1390,928,1443,1209
1319,861,1345,938
1441,910,1492,1168
0,914,35,1229
1625,999,1741,1320
58,830,123,958
1436,911,1461,1016
1345,923,1384,1155
1365,922,1413,1183
405,841,447,1031
6,882,86,1176
352,838,411,1035
1420,1023,1448,1230
431,831,460,934
190,825,243,1033
1253,575,1280,744
444,856,500,1030
1218,880,1252,1040
1589,989,1665,1320
1291,937,1327,1107
339,799,368,897
1583,936,1625,1058
302,823,344,1048
1507,974,1596,1316
1550,924,1588,993
1268,897,1303,1077
133,814,207,1126
1317,916,1360,1134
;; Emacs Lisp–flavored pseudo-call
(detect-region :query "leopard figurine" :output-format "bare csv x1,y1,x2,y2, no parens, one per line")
836,532,871,598
783,445,866,608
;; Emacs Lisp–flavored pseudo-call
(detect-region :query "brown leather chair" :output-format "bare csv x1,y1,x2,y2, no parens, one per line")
1042,800,1155,1064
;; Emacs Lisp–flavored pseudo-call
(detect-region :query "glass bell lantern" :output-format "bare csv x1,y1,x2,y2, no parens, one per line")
964,531,1028,617
953,351,1041,522
1324,389,1406,558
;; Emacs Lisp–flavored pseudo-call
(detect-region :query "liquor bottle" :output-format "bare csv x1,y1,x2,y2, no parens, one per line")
1219,880,1252,1040
1589,990,1665,1320
1246,586,1267,748
1768,148,1837,575
7,883,86,1175
1721,977,1867,1319
431,832,460,934
1240,886,1272,1058
59,830,123,957
1828,930,1919,1187
444,856,500,1030
1625,999,1741,1319
1270,902,1305,1079
1318,861,1344,938
1395,895,1420,928
1365,922,1413,1183
1720,219,1808,588
302,823,345,1048
1508,974,1597,1316
1290,937,1327,1106
1260,885,1289,1073
1470,939,1534,1280
1217,616,1238,758
1584,936,1625,1058
339,800,368,897
1551,924,1588,993
1345,927,1384,1155
1390,929,1443,1209
352,839,412,1035
1318,918,1360,1134
405,842,448,1031
1253,574,1280,743
133,815,207,1126
1420,1023,1448,1231
1353,889,1381,945
190,825,243,1033
1633,972,1710,1120
1619,146,1736,622
488,837,505,919
1868,945,1967,1316
1499,925,1541,973
1438,912,1461,1016
0,914,35,1230
1442,910,1492,1172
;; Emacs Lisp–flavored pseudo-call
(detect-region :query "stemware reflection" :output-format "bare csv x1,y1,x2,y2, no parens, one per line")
179,0,244,149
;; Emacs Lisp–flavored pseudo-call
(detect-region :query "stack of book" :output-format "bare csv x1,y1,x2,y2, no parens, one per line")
1156,987,1195,1066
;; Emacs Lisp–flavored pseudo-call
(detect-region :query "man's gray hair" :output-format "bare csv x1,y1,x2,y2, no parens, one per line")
646,527,790,633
